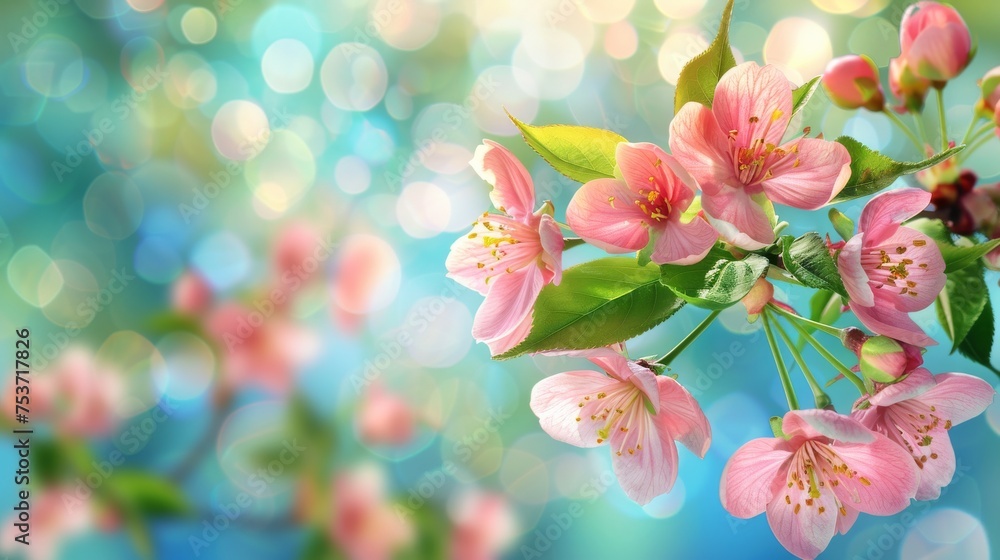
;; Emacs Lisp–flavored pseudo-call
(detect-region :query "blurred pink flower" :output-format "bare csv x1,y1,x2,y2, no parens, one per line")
6,347,124,438
171,271,213,315
670,62,851,249
357,382,416,446
852,368,994,500
449,490,518,560
721,409,919,560
915,143,959,191
977,66,1000,116
566,142,717,265
530,350,710,505
273,223,328,286
206,303,319,395
838,188,945,346
1,486,91,560
330,464,414,560
822,55,885,111
899,1,972,82
446,140,564,355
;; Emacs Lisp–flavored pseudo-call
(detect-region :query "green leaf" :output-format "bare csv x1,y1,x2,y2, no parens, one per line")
781,233,848,297
956,291,999,375
673,0,736,113
507,112,626,183
935,263,989,352
107,471,191,517
791,76,821,118
496,258,685,359
828,208,855,241
810,289,843,327
829,137,965,203
907,218,1000,273
660,247,769,309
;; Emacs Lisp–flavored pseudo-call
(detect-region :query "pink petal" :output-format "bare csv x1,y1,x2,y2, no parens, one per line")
446,234,493,296
651,217,718,265
471,140,536,221
484,311,533,356
529,370,620,448
838,235,875,307
701,186,775,250
765,475,838,560
668,102,737,196
537,214,564,285
566,178,650,253
851,301,937,347
721,437,792,518
472,267,544,343
873,226,945,312
537,345,631,379
837,505,860,535
713,62,793,151
763,137,851,210
617,142,695,209
866,368,936,408
919,372,996,426
829,435,918,515
655,376,711,457
623,362,661,413
611,411,678,505
858,188,931,243
782,409,876,444
908,24,971,81
903,424,957,501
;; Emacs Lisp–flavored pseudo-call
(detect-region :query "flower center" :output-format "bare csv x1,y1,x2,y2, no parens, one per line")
574,384,647,456
728,110,805,186
884,401,949,469
630,159,672,222
860,238,931,298
780,441,866,518
467,213,536,285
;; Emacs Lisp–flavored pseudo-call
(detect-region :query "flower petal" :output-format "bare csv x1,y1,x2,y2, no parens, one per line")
471,140,536,221
669,102,737,196
445,234,493,296
765,478,838,560
617,143,696,209
829,434,918,515
838,234,875,307
651,216,718,265
919,372,996,426
858,188,931,243
763,137,851,210
851,301,937,347
611,411,678,505
783,409,876,444
566,178,650,253
721,437,792,518
623,362,661,413
483,311,533,356
472,267,544,344
908,23,971,81
713,62,793,150
701,186,775,250
873,226,945,312
866,367,936,408
538,213,564,286
530,370,620,448
655,376,711,457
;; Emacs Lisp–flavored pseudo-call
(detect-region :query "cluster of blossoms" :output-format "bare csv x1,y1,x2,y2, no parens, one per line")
447,2,996,558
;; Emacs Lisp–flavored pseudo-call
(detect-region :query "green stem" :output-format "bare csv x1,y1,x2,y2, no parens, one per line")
657,310,721,366
960,132,996,164
913,113,930,149
762,312,798,411
765,303,843,338
961,115,982,145
785,318,867,396
935,87,949,152
771,315,831,409
883,109,924,153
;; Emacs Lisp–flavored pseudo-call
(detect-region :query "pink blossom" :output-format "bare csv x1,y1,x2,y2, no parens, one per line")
899,1,972,82
330,464,414,560
446,140,564,355
357,382,416,446
822,55,885,111
838,188,945,346
566,142,717,264
670,62,852,249
171,271,213,315
273,223,327,285
852,368,994,500
529,350,710,505
721,409,919,559
449,490,518,560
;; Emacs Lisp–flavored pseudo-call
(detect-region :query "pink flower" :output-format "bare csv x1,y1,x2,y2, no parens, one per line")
838,188,945,347
822,55,885,111
852,368,994,500
670,62,852,249
566,142,717,264
446,140,564,355
1,487,91,560
721,409,919,559
889,56,932,113
449,490,518,560
171,271,213,315
330,464,414,560
899,1,972,82
357,382,416,446
529,350,710,505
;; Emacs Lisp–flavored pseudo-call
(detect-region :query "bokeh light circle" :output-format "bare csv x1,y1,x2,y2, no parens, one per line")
763,18,833,85
335,155,371,194
655,0,707,19
95,331,163,418
24,36,85,98
373,0,442,51
7,246,62,308
333,234,401,314
901,508,990,559
261,39,314,94
211,100,270,161
181,7,218,45
83,172,145,240
396,182,451,238
320,43,388,112
404,296,472,367
154,332,216,400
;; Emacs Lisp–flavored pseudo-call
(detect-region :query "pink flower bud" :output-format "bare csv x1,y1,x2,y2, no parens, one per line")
889,56,931,112
741,277,773,318
822,55,885,111
858,336,924,383
976,66,1000,117
899,1,972,82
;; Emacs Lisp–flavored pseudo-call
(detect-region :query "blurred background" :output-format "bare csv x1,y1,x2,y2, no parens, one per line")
0,0,998,558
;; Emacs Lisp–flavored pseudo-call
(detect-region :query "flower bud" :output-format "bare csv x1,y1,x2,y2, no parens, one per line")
899,1,972,82
889,56,931,112
741,277,773,320
858,336,923,383
822,55,885,111
976,66,1000,118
